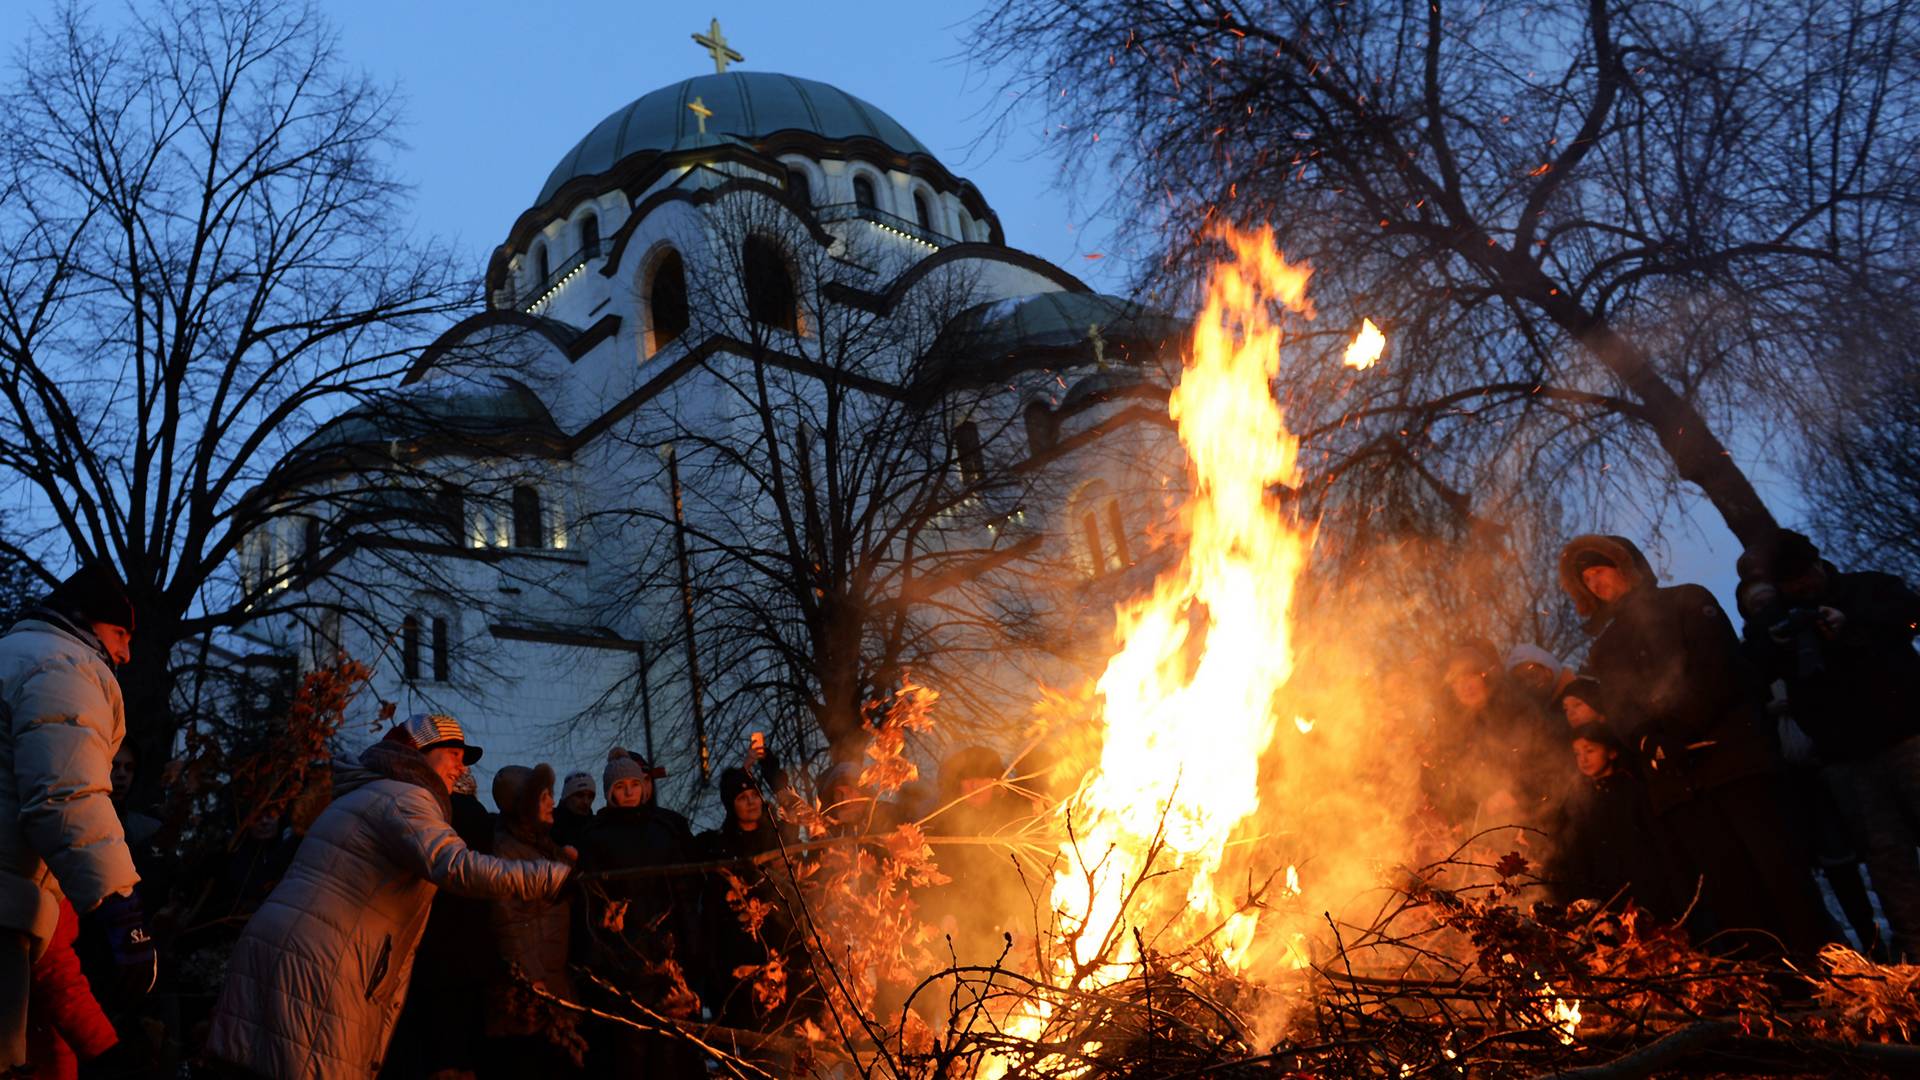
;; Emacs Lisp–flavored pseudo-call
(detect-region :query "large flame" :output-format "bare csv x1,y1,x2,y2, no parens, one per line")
991,226,1337,1074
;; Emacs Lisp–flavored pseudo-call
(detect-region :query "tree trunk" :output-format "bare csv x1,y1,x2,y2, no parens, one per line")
1506,256,1780,546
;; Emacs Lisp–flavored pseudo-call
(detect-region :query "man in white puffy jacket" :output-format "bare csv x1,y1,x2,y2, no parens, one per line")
0,564,146,1071
206,713,573,1080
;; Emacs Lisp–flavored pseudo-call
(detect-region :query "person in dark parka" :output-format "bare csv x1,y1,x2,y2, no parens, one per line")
1557,534,1828,957
482,763,581,1079
696,761,811,1045
572,749,702,1077
1740,528,1920,960
551,772,596,851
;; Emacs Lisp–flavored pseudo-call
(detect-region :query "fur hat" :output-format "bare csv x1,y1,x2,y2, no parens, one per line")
1557,535,1657,630
492,763,556,825
44,563,135,632
561,770,596,801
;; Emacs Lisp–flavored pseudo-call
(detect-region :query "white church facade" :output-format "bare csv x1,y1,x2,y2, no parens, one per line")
237,41,1186,813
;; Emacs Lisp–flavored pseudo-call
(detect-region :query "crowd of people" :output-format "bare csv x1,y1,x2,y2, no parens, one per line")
1433,530,1920,966
0,522,1916,1077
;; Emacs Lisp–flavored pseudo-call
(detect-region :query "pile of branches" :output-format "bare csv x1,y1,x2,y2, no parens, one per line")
905,842,1920,1079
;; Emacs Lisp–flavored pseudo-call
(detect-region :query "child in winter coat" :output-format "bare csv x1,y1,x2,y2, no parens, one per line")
1554,722,1685,921
27,897,118,1079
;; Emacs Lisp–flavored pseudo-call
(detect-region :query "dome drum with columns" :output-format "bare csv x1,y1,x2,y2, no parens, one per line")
488,68,1006,316
238,23,1184,804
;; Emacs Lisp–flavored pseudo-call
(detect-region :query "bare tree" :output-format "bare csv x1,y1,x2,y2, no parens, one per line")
970,0,1920,548
0,0,474,775
590,188,1127,768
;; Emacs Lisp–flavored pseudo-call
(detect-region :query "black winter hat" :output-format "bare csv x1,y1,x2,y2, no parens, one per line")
1553,675,1604,713
719,766,756,808
45,563,135,631
1568,721,1625,754
1745,528,1822,582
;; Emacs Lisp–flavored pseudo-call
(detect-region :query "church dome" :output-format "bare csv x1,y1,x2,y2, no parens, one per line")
536,72,935,207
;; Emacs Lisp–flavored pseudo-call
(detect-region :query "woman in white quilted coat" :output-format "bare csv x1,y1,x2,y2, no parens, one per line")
205,714,570,1079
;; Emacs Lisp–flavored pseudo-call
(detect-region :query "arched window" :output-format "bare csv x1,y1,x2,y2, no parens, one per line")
402,614,421,682
1070,481,1132,578
532,242,550,284
1024,401,1057,456
787,166,812,207
646,249,689,356
953,421,985,486
913,190,934,231
579,212,599,256
512,485,543,548
431,616,450,682
302,516,322,572
852,174,877,211
743,236,798,332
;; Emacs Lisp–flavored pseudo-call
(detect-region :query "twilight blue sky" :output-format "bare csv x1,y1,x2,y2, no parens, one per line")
8,0,1773,625
322,1,1133,290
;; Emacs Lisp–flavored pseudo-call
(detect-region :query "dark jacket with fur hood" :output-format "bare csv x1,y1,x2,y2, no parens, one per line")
1559,535,1776,812
206,742,571,1079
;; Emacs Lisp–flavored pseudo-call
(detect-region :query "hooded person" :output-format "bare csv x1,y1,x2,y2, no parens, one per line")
1740,528,1920,960
482,763,582,1077
1557,534,1828,957
571,748,703,1073
0,564,148,1071
204,714,571,1080
1505,644,1566,707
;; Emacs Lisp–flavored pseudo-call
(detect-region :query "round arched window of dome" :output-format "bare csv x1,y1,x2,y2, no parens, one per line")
532,242,550,285
913,190,934,232
743,235,798,332
646,248,690,356
579,212,600,257
852,174,877,211
787,166,812,207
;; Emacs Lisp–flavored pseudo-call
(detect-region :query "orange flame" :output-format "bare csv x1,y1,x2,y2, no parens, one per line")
1344,317,1385,369
991,225,1342,1074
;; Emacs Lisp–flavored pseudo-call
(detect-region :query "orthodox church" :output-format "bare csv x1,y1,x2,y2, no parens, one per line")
238,25,1185,810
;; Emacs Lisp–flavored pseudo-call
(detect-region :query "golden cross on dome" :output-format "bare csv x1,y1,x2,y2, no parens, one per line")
687,96,714,135
691,18,743,74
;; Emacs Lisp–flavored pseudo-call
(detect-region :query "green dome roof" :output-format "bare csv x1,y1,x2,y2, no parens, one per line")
536,72,934,206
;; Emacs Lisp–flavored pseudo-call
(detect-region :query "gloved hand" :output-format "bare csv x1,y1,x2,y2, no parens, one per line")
93,890,156,995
